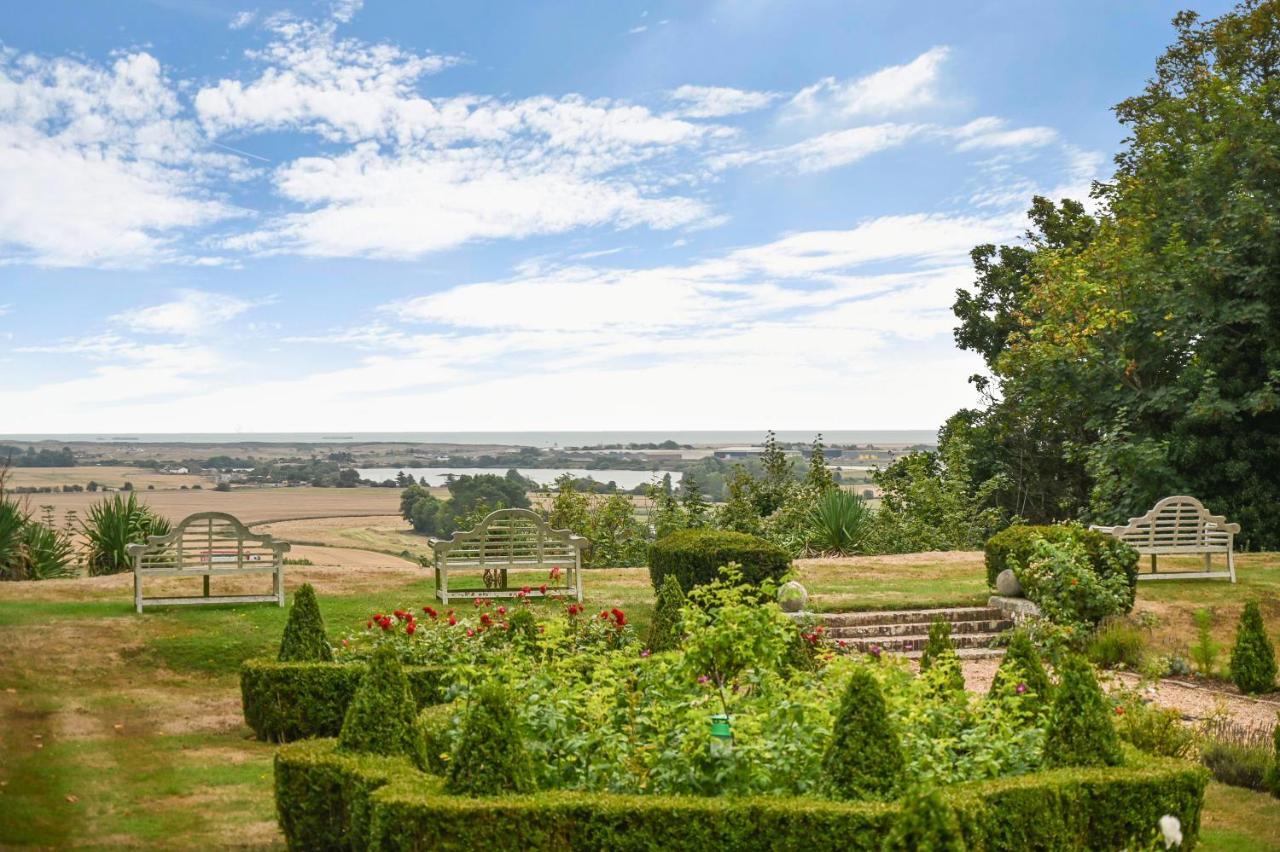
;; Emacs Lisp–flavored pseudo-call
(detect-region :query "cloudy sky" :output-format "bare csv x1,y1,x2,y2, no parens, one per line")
0,0,1224,434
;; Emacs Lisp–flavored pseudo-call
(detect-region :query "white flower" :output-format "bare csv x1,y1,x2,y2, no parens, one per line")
1159,814,1183,848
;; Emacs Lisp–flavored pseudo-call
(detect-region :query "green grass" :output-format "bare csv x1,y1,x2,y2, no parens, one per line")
2,549,1278,848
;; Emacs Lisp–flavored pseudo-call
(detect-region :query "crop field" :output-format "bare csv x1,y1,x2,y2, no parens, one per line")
4,466,207,492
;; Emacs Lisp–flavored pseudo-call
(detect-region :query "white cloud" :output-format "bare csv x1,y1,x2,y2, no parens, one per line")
111,289,265,336
952,116,1057,151
786,47,950,120
0,50,241,267
669,85,779,118
712,123,924,173
198,19,725,257
229,10,257,29
331,0,363,23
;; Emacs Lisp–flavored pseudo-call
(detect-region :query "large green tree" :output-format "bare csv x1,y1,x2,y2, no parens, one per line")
952,0,1280,546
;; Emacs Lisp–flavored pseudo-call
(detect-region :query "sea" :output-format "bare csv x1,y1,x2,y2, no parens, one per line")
0,430,936,448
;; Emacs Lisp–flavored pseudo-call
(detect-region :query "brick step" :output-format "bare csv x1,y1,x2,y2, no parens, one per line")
825,618,1013,640
901,647,1006,661
837,631,1008,654
820,606,1003,628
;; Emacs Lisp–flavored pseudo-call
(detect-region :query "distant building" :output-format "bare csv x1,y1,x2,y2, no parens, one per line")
161,466,189,475
713,446,767,459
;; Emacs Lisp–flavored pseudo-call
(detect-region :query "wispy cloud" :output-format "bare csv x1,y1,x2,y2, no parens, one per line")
785,47,951,121
110,289,268,336
668,85,779,118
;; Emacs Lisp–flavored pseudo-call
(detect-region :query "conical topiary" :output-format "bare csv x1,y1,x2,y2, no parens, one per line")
646,574,685,652
277,583,333,662
920,620,954,671
924,650,967,696
447,681,536,796
337,644,426,768
881,787,967,852
1229,601,1277,696
821,668,905,800
989,629,1052,711
1043,655,1123,768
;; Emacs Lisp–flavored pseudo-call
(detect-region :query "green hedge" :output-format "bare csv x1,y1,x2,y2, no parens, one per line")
985,524,1139,608
276,739,1206,852
242,659,449,743
647,528,790,593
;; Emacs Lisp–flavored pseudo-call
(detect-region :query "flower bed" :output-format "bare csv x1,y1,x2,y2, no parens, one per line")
275,737,1207,852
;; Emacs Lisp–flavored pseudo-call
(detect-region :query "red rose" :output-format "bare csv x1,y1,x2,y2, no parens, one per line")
406,622,417,636
448,616,458,626
539,584,547,594
481,613,493,626
497,606,507,616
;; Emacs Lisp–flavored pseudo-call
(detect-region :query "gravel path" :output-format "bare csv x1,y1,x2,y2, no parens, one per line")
960,659,1280,732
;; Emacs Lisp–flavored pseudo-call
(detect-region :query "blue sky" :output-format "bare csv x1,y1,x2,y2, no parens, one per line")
0,0,1230,433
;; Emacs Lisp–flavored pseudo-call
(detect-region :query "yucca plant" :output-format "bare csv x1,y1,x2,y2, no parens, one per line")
806,488,874,556
18,522,77,580
81,493,171,576
0,498,30,581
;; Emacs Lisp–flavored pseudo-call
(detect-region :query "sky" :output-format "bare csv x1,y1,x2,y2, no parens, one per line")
0,0,1232,434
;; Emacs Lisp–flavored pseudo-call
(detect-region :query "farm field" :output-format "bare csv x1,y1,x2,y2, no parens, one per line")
0,545,1278,848
18,485,415,528
4,466,207,491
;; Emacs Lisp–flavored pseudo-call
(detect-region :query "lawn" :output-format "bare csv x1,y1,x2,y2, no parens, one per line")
0,549,1277,848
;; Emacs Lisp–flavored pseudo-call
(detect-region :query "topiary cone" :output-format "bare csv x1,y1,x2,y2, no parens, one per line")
1229,601,1277,696
446,681,536,796
881,787,967,852
821,668,904,800
989,629,1052,712
920,620,954,671
278,583,333,662
646,574,686,652
1043,655,1123,768
338,644,426,769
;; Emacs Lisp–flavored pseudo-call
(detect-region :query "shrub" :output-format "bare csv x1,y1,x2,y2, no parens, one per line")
0,487,76,582
415,702,457,776
821,668,905,800
1088,618,1146,670
881,787,966,852
646,574,685,652
1189,608,1221,676
1043,655,1123,768
806,488,874,556
984,523,1138,608
1113,693,1195,759
1198,717,1275,791
1229,601,1277,695
920,620,954,672
278,583,333,662
241,659,447,742
339,753,1208,851
1015,537,1131,628
81,492,170,576
506,608,539,647
338,645,427,769
989,629,1052,713
446,681,536,796
647,528,790,593
1267,722,1280,798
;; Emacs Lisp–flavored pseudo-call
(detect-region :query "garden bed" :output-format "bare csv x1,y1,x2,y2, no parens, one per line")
276,737,1207,851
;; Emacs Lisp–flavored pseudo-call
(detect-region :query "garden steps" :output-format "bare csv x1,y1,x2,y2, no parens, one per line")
816,605,1012,660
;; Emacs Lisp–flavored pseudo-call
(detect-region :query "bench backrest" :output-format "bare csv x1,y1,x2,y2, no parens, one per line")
431,508,584,569
1107,495,1239,553
128,511,289,573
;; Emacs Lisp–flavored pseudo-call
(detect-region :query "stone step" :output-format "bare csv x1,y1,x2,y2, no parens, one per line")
825,618,1013,640
900,647,1006,661
835,631,1008,654
820,606,1003,628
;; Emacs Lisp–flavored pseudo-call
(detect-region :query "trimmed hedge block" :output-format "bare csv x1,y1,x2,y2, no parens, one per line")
241,659,448,742
275,739,1207,852
984,524,1139,609
647,528,790,593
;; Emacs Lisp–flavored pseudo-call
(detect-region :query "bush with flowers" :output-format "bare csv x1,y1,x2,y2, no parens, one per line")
269,567,1207,851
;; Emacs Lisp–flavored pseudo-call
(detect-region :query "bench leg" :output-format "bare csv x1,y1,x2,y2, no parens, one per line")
275,567,285,606
203,575,211,598
134,570,143,614
1228,548,1236,584
1150,554,1158,574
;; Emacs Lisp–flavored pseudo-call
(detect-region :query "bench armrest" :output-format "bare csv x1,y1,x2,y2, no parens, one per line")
1088,525,1117,534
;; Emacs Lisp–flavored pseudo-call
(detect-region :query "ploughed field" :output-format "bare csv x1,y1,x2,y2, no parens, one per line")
1,518,1278,847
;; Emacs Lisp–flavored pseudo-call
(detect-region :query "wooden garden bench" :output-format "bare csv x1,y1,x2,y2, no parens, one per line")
126,512,290,612
429,508,585,605
1090,495,1239,582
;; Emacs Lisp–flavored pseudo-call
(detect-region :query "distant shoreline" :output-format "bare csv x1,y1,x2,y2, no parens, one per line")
0,430,937,448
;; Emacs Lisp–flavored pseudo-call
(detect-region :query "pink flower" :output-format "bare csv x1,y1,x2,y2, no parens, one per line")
549,566,562,580
640,649,651,658
868,644,882,660
697,675,710,685
1016,682,1028,695
474,598,484,608
465,628,474,637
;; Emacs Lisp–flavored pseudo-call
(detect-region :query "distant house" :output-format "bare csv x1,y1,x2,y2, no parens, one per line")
161,466,189,475
713,446,766,460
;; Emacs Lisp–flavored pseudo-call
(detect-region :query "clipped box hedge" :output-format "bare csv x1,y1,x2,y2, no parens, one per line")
647,528,790,593
242,659,449,742
276,738,1206,852
984,524,1140,608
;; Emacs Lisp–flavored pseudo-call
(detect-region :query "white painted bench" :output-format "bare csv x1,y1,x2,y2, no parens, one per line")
126,511,290,612
1090,495,1239,582
429,508,585,606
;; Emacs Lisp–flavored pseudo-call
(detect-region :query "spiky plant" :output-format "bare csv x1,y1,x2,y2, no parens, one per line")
807,488,874,556
81,492,171,576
